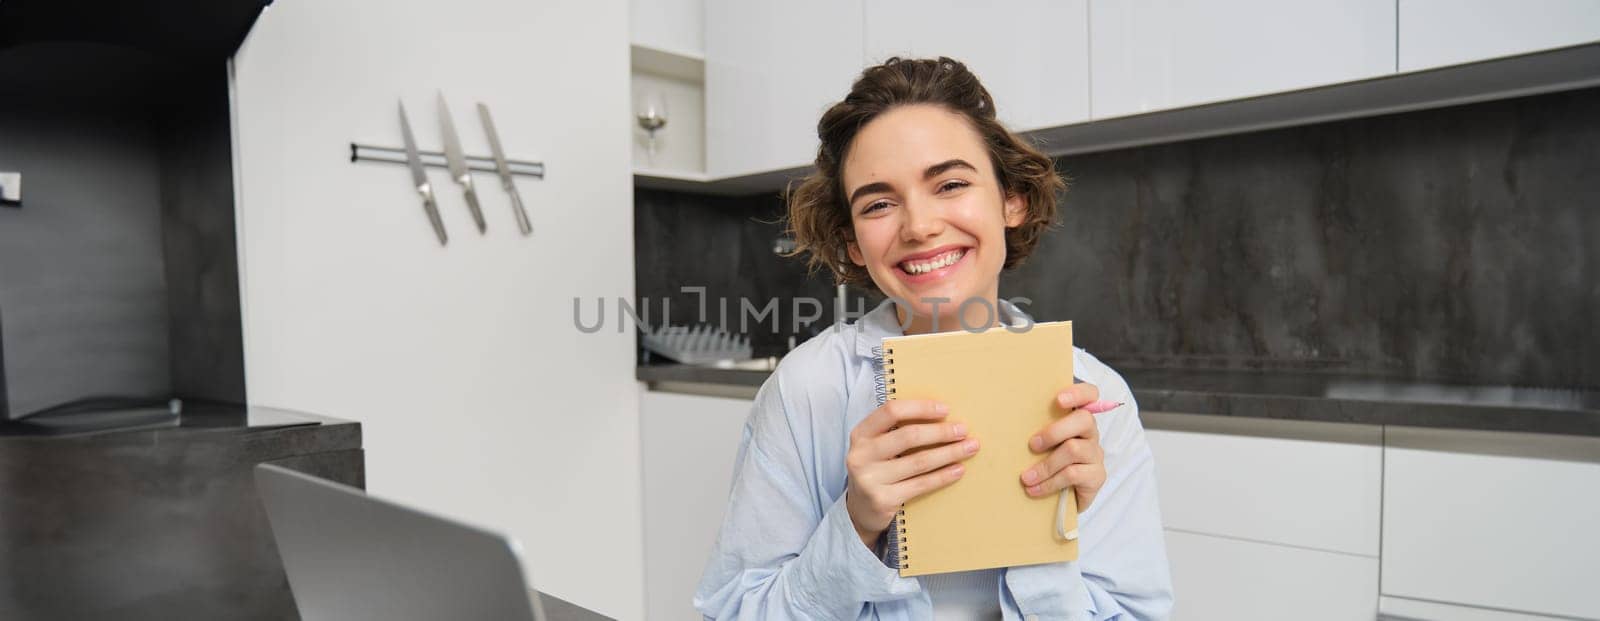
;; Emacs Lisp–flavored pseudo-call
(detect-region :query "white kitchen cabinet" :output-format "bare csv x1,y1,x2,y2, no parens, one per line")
862,0,1090,131
640,390,753,620
1166,529,1378,621
703,0,864,178
1145,417,1382,556
1399,0,1600,71
1089,0,1395,119
630,0,704,58
1382,427,1600,619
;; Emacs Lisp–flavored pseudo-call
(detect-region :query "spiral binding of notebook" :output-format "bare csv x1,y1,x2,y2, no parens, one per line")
872,344,911,572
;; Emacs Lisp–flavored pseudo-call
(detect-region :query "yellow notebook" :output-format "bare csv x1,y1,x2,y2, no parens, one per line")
881,321,1078,577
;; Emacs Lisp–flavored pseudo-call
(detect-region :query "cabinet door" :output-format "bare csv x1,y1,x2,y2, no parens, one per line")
1146,418,1382,556
1167,530,1378,621
1382,427,1600,619
1398,0,1600,71
704,0,863,177
630,0,703,56
1089,0,1395,119
640,391,752,620
863,0,1090,131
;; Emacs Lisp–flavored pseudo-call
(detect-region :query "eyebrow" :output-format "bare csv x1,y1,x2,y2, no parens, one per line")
846,159,979,206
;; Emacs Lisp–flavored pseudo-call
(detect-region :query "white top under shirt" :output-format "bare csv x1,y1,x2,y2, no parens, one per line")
925,568,1003,620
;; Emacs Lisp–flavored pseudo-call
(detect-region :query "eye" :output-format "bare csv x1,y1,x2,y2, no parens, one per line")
860,200,891,215
937,179,970,193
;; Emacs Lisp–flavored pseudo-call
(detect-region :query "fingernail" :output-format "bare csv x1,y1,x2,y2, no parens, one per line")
963,440,979,455
1026,484,1043,496
1021,469,1039,485
950,464,965,478
1029,435,1043,451
935,403,949,414
952,423,966,437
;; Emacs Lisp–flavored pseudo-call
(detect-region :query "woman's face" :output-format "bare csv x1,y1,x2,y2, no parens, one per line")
842,104,1025,330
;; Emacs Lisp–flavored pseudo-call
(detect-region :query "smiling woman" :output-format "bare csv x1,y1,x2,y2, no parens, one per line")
695,57,1172,620
787,57,1062,334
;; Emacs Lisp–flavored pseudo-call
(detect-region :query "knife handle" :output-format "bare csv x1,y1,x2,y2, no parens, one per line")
508,189,533,236
423,197,448,246
462,189,487,234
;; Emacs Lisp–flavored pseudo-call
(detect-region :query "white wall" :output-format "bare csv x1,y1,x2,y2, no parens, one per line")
231,1,641,618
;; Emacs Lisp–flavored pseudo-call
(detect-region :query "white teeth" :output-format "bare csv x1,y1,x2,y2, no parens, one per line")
901,248,966,274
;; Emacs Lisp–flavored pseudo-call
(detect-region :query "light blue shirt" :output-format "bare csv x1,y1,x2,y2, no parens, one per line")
694,299,1174,620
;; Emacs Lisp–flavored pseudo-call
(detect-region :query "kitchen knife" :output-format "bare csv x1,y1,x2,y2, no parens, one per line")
398,101,448,246
476,102,533,236
436,91,486,233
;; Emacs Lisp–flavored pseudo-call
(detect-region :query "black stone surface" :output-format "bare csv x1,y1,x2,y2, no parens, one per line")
1006,86,1600,389
637,363,1600,437
0,405,364,620
633,188,856,358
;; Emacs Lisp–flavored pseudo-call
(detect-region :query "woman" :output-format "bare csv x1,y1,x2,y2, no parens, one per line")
695,57,1172,620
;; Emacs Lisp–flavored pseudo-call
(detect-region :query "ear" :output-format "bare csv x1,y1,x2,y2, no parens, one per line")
1003,192,1028,228
846,240,866,266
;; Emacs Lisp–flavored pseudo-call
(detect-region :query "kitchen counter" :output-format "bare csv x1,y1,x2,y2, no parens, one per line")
638,363,1600,437
0,405,364,619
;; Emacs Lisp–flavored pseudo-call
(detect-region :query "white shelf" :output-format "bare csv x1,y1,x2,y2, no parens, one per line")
630,44,704,83
634,164,808,196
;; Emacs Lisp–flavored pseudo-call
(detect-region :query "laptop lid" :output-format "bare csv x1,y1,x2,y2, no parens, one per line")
254,464,547,621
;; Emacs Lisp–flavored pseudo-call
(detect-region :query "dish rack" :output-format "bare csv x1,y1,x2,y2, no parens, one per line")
641,325,754,365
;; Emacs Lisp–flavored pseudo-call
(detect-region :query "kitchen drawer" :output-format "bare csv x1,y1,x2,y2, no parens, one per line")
1146,414,1382,556
1382,427,1600,619
1167,529,1377,621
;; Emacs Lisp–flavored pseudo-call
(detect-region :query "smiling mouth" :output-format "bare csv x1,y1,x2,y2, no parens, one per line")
897,247,969,275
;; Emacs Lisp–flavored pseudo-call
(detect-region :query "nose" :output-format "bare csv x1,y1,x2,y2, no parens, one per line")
899,198,945,243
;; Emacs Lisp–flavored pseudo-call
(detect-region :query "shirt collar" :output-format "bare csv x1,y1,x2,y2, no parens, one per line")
851,297,1034,359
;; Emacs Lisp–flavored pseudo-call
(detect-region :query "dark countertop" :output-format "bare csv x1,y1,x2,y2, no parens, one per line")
538,590,615,621
637,363,1600,437
1,404,364,619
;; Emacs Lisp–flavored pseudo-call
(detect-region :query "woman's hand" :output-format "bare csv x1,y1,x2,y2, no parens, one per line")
844,399,980,550
1021,383,1108,511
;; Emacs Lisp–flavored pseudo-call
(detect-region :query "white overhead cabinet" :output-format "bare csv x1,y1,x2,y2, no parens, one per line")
862,0,1091,131
1398,0,1600,71
630,0,703,58
703,0,865,178
1088,0,1396,119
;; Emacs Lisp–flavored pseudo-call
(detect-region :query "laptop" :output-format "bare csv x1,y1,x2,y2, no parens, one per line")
255,464,549,621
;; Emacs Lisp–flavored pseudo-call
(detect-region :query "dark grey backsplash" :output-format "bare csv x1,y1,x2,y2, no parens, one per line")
634,189,844,358
0,66,246,418
639,86,1598,388
1010,86,1598,389
0,101,173,417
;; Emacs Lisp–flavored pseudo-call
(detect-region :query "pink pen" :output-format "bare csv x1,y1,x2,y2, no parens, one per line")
1083,400,1124,413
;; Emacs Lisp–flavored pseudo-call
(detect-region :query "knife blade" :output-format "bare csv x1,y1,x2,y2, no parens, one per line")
398,101,448,246
436,91,486,233
476,102,533,236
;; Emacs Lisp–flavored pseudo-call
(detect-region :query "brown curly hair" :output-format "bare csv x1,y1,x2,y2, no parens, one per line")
784,56,1064,290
